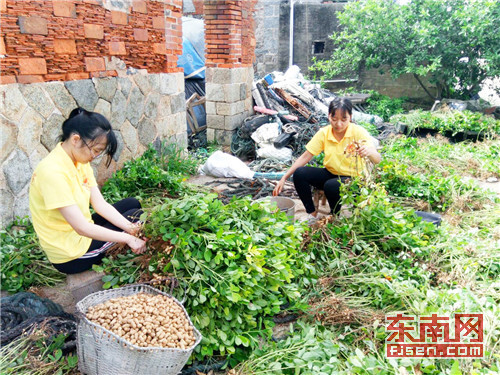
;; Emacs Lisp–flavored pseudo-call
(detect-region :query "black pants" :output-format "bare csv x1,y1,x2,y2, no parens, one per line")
52,198,142,274
293,167,349,214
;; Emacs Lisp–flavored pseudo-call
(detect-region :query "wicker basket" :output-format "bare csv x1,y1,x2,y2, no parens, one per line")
76,284,202,375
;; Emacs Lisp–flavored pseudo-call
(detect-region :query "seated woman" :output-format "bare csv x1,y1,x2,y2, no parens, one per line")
29,108,147,274
273,98,381,224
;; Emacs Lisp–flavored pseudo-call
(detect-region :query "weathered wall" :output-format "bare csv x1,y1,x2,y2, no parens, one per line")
278,2,344,76
0,0,186,226
359,68,438,101
253,0,281,77
204,0,256,146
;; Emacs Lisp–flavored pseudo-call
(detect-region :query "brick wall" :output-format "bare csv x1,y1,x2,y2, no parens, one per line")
0,0,183,84
204,0,257,69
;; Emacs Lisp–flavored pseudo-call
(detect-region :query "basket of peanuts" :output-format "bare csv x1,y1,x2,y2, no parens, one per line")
76,284,202,375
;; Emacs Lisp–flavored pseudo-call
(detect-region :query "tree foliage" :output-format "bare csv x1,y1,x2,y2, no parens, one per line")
312,0,500,100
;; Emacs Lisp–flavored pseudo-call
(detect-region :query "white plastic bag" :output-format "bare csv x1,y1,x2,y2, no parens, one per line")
256,145,293,161
251,122,279,145
199,151,255,179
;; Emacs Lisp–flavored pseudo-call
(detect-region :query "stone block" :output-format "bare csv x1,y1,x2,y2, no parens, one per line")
94,98,111,120
19,83,55,120
137,117,156,146
159,73,177,95
157,95,172,120
3,148,31,195
65,79,99,111
224,84,241,103
132,0,147,13
155,115,172,137
84,24,104,39
133,28,148,42
43,82,77,118
205,101,216,115
18,16,48,35
0,188,14,227
116,145,132,170
28,144,49,170
106,56,127,72
18,107,43,156
170,92,185,114
206,68,232,85
173,111,187,134
216,101,245,116
0,85,28,122
110,90,127,130
152,16,165,29
41,112,65,152
112,130,124,162
144,92,160,119
207,128,215,142
0,116,18,164
109,41,126,55
133,73,151,96
53,1,76,18
126,87,144,127
206,83,225,102
54,39,77,55
93,77,117,102
85,57,105,72
224,113,246,131
111,10,128,25
214,129,233,146
118,77,132,97
120,120,139,155
206,114,225,130
245,97,253,112
175,73,185,94
148,74,160,92
19,58,47,75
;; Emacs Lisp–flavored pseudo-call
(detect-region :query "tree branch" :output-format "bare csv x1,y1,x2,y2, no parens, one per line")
413,74,437,101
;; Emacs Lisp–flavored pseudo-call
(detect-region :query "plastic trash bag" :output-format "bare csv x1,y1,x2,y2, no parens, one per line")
256,145,293,161
199,151,255,179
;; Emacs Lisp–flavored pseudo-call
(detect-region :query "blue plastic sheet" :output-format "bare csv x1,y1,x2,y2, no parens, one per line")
178,37,205,79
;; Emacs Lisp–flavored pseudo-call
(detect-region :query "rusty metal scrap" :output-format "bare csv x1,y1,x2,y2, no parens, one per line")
274,88,318,123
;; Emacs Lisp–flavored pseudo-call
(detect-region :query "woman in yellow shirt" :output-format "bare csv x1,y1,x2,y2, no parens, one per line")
273,98,381,224
29,108,147,274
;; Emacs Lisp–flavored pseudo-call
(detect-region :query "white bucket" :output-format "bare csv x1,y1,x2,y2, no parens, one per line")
258,196,296,221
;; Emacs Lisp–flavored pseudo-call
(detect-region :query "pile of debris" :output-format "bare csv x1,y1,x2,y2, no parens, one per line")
231,66,385,166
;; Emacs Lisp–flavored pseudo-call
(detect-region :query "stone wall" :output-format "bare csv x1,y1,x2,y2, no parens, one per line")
359,68,438,101
254,0,281,77
0,0,186,226
0,71,186,226
204,0,257,146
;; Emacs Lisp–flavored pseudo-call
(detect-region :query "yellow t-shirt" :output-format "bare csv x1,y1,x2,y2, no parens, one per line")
306,123,372,177
29,143,97,264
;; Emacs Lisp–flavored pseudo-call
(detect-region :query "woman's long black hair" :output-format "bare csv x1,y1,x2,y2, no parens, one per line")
61,107,117,167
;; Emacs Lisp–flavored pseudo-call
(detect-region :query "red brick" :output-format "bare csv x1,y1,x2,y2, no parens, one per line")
45,74,66,81
66,72,90,80
17,75,44,84
109,41,126,55
84,24,104,39
152,16,165,29
0,37,5,55
18,16,48,35
19,58,47,75
132,0,147,13
53,1,76,18
0,75,16,84
85,57,105,72
54,39,77,54
153,43,166,55
133,28,148,42
111,11,128,25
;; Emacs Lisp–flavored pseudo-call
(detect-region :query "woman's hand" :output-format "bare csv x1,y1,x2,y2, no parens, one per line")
127,222,142,236
127,235,147,254
357,144,381,164
273,178,286,196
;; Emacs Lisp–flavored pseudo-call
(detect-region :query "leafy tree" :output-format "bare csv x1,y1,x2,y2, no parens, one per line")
311,0,500,100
